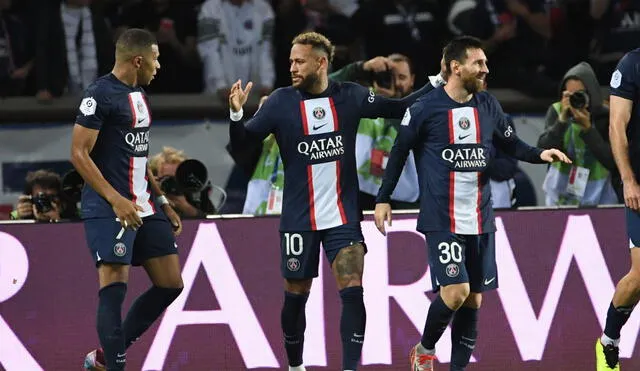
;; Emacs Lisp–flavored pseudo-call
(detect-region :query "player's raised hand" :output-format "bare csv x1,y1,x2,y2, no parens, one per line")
540,148,572,164
112,195,144,230
229,79,253,113
623,181,640,211
374,203,393,236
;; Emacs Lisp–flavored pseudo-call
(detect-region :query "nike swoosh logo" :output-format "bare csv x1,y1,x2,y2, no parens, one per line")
116,353,126,358
458,134,471,140
313,122,328,130
353,333,364,338
484,277,496,285
137,118,145,124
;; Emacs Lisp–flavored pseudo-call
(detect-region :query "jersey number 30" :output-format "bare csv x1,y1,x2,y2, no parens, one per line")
438,241,463,264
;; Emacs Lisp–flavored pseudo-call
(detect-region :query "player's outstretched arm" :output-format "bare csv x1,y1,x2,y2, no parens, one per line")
360,74,440,119
70,124,143,229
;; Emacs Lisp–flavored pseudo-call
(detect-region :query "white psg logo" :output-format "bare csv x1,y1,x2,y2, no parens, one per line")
446,263,459,278
287,258,301,271
313,107,326,120
458,117,471,130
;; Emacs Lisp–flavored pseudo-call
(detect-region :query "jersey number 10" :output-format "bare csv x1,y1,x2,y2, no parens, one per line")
284,232,304,256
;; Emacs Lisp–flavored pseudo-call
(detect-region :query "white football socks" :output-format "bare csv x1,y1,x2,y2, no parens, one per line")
288,366,306,371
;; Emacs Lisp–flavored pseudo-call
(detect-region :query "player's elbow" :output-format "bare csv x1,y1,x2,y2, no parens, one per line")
70,145,88,168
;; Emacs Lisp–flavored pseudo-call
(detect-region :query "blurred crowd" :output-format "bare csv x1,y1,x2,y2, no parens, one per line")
1,0,639,100
3,0,639,221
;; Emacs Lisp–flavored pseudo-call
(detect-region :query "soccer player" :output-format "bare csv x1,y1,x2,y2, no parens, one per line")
596,48,640,371
373,36,571,371
70,29,184,371
228,32,436,371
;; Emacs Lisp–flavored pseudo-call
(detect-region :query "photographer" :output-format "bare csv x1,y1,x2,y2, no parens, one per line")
11,169,78,222
538,61,621,206
149,146,206,218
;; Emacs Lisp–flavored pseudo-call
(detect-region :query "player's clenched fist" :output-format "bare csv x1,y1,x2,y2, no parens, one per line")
374,203,393,236
229,79,253,113
111,195,143,229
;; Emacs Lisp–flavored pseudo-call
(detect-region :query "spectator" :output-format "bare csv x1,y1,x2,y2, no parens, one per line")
149,146,204,218
34,0,113,101
115,0,202,93
198,0,275,101
10,169,78,222
0,0,35,97
590,0,640,83
447,0,557,97
353,0,445,86
538,61,621,206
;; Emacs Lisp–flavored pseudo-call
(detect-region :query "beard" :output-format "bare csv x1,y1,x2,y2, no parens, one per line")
292,71,319,92
462,73,485,94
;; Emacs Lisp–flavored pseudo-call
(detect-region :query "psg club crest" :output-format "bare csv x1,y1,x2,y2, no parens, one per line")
446,263,459,278
458,117,471,130
136,101,144,113
313,107,326,120
113,242,127,257
287,258,300,272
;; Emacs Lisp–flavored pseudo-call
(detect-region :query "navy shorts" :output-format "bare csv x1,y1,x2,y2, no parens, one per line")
626,207,640,248
280,222,366,279
84,212,178,267
425,231,497,292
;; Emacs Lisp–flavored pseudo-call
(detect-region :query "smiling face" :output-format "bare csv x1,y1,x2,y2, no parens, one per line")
453,47,489,94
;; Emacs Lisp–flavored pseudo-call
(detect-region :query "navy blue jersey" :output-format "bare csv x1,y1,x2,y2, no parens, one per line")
75,73,156,219
377,87,544,234
610,48,640,178
230,80,434,231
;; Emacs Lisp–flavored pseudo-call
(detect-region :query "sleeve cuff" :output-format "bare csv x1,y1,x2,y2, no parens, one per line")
230,108,244,122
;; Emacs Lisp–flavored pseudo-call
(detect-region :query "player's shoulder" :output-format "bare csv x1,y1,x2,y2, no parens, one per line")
621,48,640,65
83,74,118,102
260,86,294,109
476,90,498,104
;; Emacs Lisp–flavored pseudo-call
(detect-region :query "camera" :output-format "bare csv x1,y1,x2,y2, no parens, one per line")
32,192,55,213
569,90,589,110
372,68,394,90
159,159,219,214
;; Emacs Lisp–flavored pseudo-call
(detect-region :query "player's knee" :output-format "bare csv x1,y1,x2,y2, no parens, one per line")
332,243,365,288
440,283,470,310
159,286,183,302
463,293,482,309
285,278,313,294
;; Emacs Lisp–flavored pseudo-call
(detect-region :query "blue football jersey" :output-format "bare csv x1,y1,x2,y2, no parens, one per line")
610,48,640,178
230,80,434,231
75,74,157,219
377,87,544,234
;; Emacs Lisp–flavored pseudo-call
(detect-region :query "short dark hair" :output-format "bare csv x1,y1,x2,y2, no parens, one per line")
387,53,414,75
292,32,335,64
24,170,61,195
115,28,157,59
443,36,484,74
